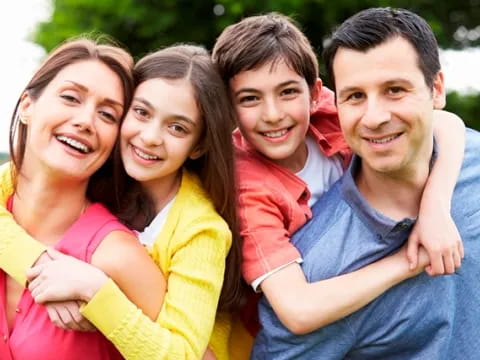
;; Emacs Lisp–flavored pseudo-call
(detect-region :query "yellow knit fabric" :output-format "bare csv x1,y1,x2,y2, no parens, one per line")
0,162,46,286
82,170,233,359
0,163,234,359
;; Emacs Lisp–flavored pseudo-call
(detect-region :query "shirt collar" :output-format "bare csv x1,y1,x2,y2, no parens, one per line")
340,137,438,240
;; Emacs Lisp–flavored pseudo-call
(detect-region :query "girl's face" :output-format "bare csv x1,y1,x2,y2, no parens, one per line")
19,60,124,181
120,77,204,192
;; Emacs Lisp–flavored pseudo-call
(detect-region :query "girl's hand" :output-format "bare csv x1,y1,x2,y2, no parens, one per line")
45,301,96,331
407,207,464,276
27,247,108,303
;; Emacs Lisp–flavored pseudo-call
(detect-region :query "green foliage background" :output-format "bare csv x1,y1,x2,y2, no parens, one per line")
33,0,480,130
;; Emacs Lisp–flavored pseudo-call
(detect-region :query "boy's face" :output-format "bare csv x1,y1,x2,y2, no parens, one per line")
229,60,315,172
333,36,445,177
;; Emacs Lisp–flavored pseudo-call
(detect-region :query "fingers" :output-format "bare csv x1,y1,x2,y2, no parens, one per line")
46,247,63,260
45,302,94,332
26,263,46,282
428,250,445,276
406,235,419,270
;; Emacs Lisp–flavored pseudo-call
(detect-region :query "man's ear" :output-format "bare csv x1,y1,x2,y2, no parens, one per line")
310,78,323,114
432,71,446,110
18,92,34,125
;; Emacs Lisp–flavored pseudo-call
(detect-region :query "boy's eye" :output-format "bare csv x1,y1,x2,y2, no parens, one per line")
346,92,364,102
280,88,299,97
238,95,259,104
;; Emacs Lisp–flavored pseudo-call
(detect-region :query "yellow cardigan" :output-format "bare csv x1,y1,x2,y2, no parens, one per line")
0,163,233,359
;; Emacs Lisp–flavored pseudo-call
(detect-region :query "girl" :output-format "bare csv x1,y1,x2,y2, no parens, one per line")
0,38,165,359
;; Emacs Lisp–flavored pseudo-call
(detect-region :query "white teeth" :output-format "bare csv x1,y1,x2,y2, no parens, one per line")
263,129,288,138
133,146,159,160
369,134,399,144
56,135,90,153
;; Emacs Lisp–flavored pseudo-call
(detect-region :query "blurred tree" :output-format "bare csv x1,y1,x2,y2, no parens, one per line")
34,0,480,129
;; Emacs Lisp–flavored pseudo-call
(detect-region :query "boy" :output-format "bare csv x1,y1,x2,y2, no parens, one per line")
212,12,465,341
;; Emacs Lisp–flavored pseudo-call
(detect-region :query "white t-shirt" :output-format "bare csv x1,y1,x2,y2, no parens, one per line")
251,136,345,291
136,197,175,249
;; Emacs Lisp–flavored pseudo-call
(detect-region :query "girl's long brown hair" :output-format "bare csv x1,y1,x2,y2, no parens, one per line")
115,45,245,311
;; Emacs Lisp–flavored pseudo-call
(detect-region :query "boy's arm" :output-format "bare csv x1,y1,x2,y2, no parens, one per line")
407,110,465,275
261,245,428,335
0,162,46,286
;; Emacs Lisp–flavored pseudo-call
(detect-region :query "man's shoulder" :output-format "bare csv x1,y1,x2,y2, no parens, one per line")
292,181,356,254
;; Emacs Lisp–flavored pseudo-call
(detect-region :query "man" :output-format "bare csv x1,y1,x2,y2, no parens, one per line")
251,7,480,359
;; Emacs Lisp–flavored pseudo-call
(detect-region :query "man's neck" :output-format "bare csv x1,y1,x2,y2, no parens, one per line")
356,159,431,221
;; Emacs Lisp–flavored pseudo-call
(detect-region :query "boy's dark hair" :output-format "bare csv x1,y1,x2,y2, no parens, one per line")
323,7,440,91
212,12,318,90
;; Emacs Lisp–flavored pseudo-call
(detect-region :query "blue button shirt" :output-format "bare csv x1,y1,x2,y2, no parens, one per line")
252,128,480,360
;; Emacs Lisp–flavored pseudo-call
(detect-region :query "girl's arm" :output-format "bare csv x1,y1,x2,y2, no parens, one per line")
407,110,465,275
0,162,46,285
261,244,428,335
28,216,231,360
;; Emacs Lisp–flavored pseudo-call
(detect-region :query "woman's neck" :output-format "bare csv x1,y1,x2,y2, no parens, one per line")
13,170,89,246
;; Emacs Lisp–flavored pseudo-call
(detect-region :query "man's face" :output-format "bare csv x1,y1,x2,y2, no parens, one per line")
333,36,445,177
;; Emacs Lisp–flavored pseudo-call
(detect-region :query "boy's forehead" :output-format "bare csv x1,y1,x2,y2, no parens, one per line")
229,59,306,91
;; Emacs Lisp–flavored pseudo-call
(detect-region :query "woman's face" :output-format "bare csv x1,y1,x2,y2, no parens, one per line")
120,77,204,192
19,60,125,181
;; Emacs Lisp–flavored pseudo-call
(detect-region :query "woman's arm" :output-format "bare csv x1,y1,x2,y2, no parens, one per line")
261,244,428,335
29,216,231,360
407,110,465,275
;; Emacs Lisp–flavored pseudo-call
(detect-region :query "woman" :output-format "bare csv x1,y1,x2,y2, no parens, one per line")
0,38,165,359
1,44,244,359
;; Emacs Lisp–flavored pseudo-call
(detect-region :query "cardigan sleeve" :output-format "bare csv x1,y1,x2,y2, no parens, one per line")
82,216,232,360
0,162,46,286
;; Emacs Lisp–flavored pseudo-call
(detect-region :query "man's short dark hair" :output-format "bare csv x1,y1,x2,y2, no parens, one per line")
323,7,440,91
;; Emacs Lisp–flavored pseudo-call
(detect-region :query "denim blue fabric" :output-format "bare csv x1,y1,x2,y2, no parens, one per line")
252,129,480,360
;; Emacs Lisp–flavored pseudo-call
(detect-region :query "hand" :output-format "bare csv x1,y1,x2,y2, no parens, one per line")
407,207,464,276
45,301,95,331
202,348,217,360
397,243,430,276
27,248,109,303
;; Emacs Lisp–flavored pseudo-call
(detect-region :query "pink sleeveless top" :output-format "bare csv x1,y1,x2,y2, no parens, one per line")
0,202,131,360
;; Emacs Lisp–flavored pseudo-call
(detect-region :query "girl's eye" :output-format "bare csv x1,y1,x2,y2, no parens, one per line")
133,107,149,118
170,124,188,134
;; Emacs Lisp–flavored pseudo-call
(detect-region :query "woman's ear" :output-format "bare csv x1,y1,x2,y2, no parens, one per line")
18,92,33,125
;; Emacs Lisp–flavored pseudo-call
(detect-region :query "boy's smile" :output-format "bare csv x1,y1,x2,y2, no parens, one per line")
230,60,316,172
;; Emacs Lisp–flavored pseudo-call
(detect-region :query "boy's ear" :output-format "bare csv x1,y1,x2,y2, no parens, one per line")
310,78,323,114
18,92,33,125
432,71,446,110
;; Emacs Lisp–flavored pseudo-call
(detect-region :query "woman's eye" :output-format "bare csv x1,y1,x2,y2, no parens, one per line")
99,110,117,123
60,94,79,103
